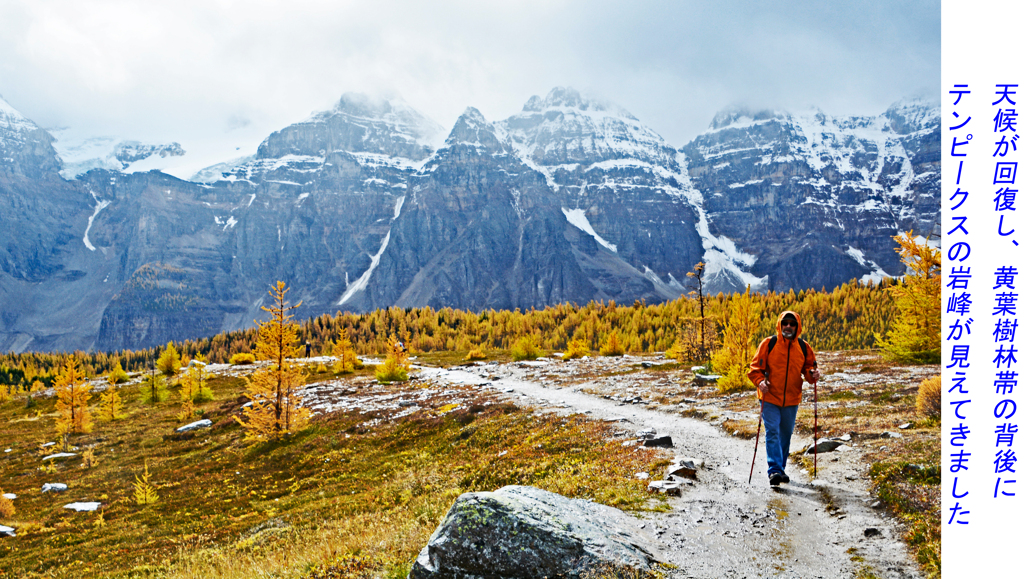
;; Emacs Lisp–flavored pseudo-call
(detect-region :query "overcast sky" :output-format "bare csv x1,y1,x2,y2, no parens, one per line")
0,0,939,177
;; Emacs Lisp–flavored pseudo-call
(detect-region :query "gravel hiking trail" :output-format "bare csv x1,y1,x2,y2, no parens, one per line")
418,358,923,579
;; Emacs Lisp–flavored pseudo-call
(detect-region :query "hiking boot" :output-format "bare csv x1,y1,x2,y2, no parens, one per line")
769,472,784,486
780,472,790,484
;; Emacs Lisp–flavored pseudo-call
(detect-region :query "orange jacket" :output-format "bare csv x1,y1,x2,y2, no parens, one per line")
747,310,817,407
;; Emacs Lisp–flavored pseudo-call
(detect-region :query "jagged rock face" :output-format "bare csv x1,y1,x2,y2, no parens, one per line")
351,106,676,313
501,87,705,295
0,90,940,352
681,99,939,292
409,485,661,578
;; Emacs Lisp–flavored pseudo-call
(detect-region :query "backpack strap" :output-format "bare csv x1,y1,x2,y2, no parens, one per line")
767,336,808,358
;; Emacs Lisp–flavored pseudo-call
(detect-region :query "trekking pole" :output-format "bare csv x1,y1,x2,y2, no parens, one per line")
812,364,819,478
748,399,764,484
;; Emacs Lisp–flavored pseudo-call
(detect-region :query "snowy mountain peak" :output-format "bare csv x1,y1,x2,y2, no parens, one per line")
502,87,673,167
256,92,442,162
0,94,43,138
707,107,787,132
522,86,634,119
884,98,940,134
443,107,507,150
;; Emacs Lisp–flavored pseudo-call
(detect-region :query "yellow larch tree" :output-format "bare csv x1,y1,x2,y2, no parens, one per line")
332,328,358,374
54,358,92,446
236,281,310,443
875,232,941,363
98,377,125,422
711,285,762,392
156,342,181,379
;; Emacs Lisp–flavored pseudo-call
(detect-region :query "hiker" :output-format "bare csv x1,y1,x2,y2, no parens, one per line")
748,310,820,486
305,341,312,358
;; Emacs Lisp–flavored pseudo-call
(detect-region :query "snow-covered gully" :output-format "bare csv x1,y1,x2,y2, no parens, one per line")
417,359,922,579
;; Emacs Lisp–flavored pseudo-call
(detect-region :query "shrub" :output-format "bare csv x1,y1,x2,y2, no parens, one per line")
230,352,256,365
599,332,625,356
916,376,941,421
716,365,753,394
0,490,14,518
510,336,540,361
157,342,182,377
375,357,409,383
562,338,590,360
465,348,487,361
107,361,130,384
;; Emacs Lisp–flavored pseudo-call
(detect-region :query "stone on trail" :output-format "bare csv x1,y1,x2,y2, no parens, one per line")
647,480,683,496
804,439,844,454
898,422,912,430
176,418,213,433
0,525,14,537
409,485,662,578
642,436,673,448
864,527,882,538
692,374,721,385
42,483,68,493
667,459,698,480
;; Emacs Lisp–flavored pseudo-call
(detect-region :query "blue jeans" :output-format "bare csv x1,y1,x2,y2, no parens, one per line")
762,402,799,476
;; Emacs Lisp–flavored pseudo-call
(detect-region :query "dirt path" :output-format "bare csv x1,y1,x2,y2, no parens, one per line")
417,359,922,579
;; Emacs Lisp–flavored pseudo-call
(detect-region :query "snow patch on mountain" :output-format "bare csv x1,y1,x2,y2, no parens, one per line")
338,195,406,306
846,246,892,284
562,208,617,252
83,190,110,252
51,129,187,179
667,152,767,291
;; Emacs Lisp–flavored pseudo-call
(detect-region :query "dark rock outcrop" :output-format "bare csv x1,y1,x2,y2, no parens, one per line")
409,485,662,578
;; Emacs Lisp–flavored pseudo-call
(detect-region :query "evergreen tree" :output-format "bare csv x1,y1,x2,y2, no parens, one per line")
236,282,310,442
875,232,941,363
54,358,92,440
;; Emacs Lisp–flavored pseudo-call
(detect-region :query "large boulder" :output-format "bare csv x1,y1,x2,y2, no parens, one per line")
409,485,662,578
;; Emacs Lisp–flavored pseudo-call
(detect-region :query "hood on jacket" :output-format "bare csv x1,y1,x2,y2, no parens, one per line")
776,310,802,340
